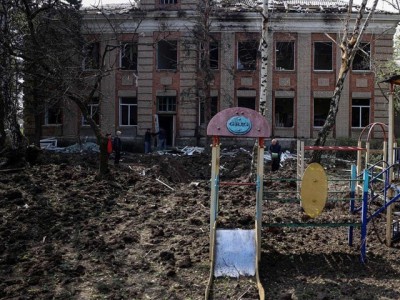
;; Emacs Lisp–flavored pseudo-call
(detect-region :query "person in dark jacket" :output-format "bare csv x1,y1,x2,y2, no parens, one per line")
157,128,166,151
269,138,282,171
113,131,122,165
144,128,153,154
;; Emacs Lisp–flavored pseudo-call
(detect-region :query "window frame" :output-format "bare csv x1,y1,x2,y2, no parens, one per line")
314,41,333,71
44,103,63,125
119,97,138,126
351,98,370,128
209,41,219,70
275,41,295,71
352,42,371,71
120,42,138,71
313,98,331,127
157,96,177,113
237,40,258,71
199,96,218,125
157,40,178,70
237,97,256,110
83,42,100,70
160,0,177,4
82,99,99,126
274,97,294,128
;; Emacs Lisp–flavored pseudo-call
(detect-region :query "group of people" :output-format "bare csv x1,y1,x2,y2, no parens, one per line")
105,127,166,165
106,129,281,171
106,131,122,165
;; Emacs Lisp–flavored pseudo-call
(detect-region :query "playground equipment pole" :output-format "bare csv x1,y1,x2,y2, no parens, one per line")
384,76,400,246
386,83,394,246
361,169,369,263
209,136,220,257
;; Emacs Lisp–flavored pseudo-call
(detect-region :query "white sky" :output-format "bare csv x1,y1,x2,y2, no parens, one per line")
81,0,397,11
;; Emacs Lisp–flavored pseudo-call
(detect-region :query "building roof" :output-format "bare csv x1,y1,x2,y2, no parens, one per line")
81,2,139,14
268,0,349,12
81,0,395,14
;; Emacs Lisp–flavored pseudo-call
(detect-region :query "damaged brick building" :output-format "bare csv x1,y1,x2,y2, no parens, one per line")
26,0,400,150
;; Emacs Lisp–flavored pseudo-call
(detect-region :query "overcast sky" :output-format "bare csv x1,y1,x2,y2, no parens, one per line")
81,0,397,11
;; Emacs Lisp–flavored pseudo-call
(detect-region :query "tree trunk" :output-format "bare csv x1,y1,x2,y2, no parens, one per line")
309,68,348,163
250,0,269,178
0,91,5,150
310,0,378,163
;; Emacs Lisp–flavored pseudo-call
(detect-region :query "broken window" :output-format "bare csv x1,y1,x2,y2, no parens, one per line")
82,98,99,125
45,103,62,125
352,43,371,71
157,96,176,112
314,42,332,71
119,97,137,126
157,40,177,70
274,98,294,127
210,42,219,69
121,43,138,70
200,96,218,124
352,99,370,128
200,41,219,70
238,97,256,110
160,0,177,3
276,41,294,71
313,98,330,127
83,42,100,70
237,41,258,70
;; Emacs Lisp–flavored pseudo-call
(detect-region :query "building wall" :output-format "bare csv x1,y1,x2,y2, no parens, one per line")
27,1,399,150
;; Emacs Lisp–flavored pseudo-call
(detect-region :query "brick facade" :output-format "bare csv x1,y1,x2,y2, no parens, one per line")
29,1,399,150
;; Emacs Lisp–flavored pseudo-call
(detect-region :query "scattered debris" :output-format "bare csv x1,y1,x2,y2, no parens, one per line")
264,150,297,163
40,137,58,149
156,178,174,191
221,147,252,157
40,140,100,153
178,146,204,156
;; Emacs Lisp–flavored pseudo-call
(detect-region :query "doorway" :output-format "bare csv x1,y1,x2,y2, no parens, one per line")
158,114,175,147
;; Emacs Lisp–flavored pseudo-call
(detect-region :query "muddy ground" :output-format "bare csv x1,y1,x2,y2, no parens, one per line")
1,147,400,300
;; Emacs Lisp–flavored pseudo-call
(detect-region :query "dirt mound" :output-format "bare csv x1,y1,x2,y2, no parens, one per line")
0,149,400,299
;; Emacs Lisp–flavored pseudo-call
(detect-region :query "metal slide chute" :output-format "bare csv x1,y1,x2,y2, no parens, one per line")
205,107,270,300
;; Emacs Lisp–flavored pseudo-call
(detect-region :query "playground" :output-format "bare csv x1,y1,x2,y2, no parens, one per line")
204,106,400,299
1,145,400,299
2,74,400,298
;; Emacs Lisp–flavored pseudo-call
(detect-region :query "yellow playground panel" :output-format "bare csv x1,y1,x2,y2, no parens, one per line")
301,163,328,218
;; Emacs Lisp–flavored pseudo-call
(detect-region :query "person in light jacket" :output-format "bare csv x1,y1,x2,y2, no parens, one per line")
113,131,122,165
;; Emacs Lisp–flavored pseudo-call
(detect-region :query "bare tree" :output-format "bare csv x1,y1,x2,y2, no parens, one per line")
192,0,216,148
383,0,400,11
259,0,269,118
0,0,27,164
19,1,143,175
310,0,380,162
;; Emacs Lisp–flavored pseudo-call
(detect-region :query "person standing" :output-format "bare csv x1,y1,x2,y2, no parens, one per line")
144,128,153,154
106,133,113,160
269,138,282,171
157,128,166,151
113,131,122,165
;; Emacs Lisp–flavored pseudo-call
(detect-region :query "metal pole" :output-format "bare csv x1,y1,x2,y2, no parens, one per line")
357,140,362,196
256,137,264,261
209,136,220,258
386,83,394,247
361,170,369,263
348,164,356,246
